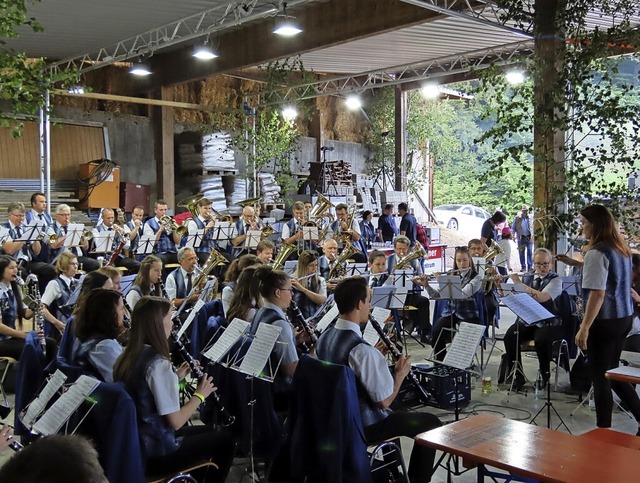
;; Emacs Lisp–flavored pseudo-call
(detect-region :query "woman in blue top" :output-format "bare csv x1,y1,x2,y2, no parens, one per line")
0,255,56,361
575,204,640,432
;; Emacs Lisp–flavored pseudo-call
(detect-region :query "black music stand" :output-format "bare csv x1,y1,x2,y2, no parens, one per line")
530,369,571,432
424,276,466,361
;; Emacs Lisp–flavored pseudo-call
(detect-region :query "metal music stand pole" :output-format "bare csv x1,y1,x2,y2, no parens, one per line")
530,370,571,432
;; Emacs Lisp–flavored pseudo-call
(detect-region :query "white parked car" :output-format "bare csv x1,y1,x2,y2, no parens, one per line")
433,204,491,234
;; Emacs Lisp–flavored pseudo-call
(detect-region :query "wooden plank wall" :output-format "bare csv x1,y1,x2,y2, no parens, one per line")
0,121,106,179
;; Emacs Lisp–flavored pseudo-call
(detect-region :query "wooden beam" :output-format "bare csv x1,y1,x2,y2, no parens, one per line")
152,86,175,208
53,89,235,112
153,0,478,87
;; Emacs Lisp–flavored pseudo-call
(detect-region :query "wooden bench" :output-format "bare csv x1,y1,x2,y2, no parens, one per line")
580,428,640,450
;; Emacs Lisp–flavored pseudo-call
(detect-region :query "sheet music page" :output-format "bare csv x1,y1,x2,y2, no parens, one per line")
244,230,262,249
202,318,250,362
561,276,580,296
316,304,339,333
184,229,204,249
371,307,391,324
389,290,408,309
65,224,84,247
283,261,297,276
472,257,486,276
346,263,368,276
362,321,379,346
22,370,68,427
239,323,281,377
500,292,555,325
14,226,40,242
216,222,236,241
442,322,487,370
176,299,205,339
137,235,155,255
302,226,318,241
32,375,100,436
92,232,112,253
27,218,47,229
371,286,395,308
607,365,640,378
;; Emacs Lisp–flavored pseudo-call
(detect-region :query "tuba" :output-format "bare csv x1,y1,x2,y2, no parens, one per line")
178,193,204,220
328,239,359,280
484,239,504,261
308,192,334,220
272,243,297,271
237,196,262,209
395,243,427,271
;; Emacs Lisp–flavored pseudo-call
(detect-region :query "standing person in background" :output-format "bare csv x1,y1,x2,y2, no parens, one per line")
512,205,534,272
574,204,640,434
398,202,416,248
359,210,376,250
496,227,513,276
481,211,507,253
377,204,399,243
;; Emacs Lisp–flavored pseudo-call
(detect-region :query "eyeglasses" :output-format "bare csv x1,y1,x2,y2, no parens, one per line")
534,262,550,267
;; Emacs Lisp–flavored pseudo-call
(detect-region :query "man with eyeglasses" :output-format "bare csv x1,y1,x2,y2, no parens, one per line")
501,248,563,390
47,204,100,273
2,202,57,290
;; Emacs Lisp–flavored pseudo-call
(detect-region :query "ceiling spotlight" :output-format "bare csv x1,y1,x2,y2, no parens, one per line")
506,70,525,85
129,59,152,76
273,3,302,36
192,43,218,60
421,82,440,99
345,95,362,110
282,106,298,121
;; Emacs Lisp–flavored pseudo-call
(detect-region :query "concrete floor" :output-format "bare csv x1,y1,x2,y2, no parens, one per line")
2,306,638,482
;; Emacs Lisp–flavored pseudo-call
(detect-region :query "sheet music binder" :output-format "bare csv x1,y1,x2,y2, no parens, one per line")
244,230,262,249
500,292,556,326
425,276,467,300
92,231,116,254
212,222,236,241
183,230,204,249
137,235,156,255
441,322,487,371
371,286,408,309
13,225,41,243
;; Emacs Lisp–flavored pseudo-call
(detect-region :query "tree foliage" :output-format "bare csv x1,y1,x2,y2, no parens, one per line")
475,0,640,246
0,0,79,136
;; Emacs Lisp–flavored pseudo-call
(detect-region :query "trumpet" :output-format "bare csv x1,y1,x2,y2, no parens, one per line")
80,229,93,241
160,215,188,236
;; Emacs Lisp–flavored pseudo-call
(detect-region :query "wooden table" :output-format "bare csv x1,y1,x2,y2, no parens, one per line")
415,414,640,482
605,365,640,385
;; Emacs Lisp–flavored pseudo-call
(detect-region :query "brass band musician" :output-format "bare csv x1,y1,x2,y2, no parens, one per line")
184,197,218,266
143,200,181,266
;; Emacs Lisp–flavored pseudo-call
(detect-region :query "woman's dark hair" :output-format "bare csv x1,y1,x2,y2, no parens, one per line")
255,265,290,300
113,296,171,384
224,254,260,283
133,255,162,296
295,250,319,292
362,210,372,221
490,211,507,224
580,204,631,257
73,271,110,317
74,289,122,341
226,266,262,323
0,255,25,324
334,277,368,315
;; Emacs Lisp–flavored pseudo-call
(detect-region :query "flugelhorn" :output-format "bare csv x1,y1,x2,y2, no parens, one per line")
395,243,426,271
272,242,297,271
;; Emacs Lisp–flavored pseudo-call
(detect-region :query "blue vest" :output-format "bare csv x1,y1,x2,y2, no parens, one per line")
145,218,176,254
316,326,387,427
126,221,142,255
292,278,321,320
318,256,331,280
5,222,32,261
168,269,188,299
124,346,180,458
72,337,106,380
232,220,250,258
583,244,633,320
441,271,480,321
192,217,216,254
94,225,122,257
0,288,18,340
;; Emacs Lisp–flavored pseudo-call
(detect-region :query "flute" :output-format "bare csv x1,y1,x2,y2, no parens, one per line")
169,331,235,427
368,314,430,405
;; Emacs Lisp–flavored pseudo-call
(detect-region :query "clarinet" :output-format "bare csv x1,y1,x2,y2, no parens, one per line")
25,275,47,356
289,300,317,353
368,314,431,404
169,331,235,427
121,296,133,329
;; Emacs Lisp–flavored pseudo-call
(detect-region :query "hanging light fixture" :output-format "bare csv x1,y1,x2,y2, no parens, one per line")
192,37,218,60
345,95,362,110
420,82,440,99
282,106,298,121
129,58,152,76
506,70,526,85
273,2,302,37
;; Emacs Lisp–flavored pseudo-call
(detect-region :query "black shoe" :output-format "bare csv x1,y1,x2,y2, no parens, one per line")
512,376,526,392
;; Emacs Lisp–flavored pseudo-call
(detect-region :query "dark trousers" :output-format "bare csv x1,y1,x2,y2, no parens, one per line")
364,411,442,483
403,293,431,335
114,256,140,274
77,256,100,273
431,315,480,361
146,426,236,483
503,321,564,381
0,337,57,363
587,316,640,428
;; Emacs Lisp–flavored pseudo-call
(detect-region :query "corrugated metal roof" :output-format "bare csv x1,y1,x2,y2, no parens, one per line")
296,15,527,74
